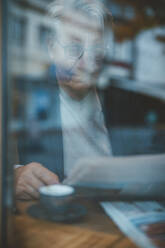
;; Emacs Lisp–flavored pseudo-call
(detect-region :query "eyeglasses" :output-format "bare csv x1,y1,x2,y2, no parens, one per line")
56,39,107,60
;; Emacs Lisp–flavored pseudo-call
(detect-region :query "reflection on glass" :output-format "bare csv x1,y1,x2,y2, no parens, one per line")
7,0,165,200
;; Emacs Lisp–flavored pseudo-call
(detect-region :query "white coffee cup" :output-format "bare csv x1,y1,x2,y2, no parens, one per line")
39,184,75,213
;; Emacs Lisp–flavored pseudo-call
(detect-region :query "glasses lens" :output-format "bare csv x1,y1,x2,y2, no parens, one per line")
88,46,105,61
66,44,83,58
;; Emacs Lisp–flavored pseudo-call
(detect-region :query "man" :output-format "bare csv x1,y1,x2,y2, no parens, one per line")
15,0,113,200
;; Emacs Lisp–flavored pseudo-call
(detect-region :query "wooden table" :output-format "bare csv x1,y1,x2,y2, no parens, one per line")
12,200,138,248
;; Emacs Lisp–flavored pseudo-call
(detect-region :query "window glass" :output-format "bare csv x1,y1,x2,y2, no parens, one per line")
7,0,165,198
9,15,26,46
39,25,54,51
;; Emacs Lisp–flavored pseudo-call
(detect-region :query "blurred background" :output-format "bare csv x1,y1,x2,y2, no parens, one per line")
7,0,165,167
2,0,165,246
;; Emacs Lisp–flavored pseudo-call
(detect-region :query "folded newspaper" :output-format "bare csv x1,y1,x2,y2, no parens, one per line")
64,154,165,199
101,201,165,248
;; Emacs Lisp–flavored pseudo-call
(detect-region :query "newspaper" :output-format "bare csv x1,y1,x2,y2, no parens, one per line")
64,154,165,199
101,201,165,248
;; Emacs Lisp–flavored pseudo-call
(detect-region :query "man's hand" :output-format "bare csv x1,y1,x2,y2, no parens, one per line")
15,162,59,200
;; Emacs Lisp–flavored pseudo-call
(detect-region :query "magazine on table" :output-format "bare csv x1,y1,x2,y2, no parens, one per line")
101,201,165,248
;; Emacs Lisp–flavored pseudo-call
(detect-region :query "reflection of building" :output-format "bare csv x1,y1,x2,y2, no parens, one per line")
10,0,58,130
10,0,55,77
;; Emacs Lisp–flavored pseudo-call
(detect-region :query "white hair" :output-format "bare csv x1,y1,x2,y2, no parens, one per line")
48,0,112,29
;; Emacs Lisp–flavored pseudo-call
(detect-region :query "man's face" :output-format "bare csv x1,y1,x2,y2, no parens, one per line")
50,9,105,99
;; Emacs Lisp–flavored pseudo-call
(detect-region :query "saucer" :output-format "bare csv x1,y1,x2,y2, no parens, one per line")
27,203,87,223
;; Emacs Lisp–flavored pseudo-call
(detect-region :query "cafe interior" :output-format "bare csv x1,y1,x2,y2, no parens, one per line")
1,0,165,247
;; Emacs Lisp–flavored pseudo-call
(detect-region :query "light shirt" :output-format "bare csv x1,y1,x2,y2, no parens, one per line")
60,88,112,177
15,89,112,177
